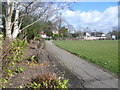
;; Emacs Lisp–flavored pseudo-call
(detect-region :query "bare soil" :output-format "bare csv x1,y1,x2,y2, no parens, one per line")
7,42,53,88
7,41,84,88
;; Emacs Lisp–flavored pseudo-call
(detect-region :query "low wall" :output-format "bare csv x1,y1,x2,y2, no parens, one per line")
84,37,106,40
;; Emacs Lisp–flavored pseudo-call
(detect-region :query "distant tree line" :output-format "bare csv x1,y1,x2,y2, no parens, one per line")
107,26,120,40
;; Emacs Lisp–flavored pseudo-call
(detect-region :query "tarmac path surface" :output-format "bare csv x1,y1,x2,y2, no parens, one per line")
45,41,118,88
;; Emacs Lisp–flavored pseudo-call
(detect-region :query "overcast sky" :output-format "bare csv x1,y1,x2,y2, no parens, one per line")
61,2,118,33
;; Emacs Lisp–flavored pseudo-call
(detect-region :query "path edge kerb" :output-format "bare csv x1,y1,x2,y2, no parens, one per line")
45,45,85,88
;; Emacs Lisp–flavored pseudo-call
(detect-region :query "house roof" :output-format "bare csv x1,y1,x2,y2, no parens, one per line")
40,32,46,35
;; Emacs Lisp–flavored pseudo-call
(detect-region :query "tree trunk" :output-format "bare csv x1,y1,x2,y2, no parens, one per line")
5,4,12,39
5,16,12,39
12,7,19,39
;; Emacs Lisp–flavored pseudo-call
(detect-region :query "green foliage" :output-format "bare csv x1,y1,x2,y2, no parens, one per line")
108,30,120,40
29,55,36,61
7,70,14,77
41,21,55,37
29,76,68,88
28,55,38,64
25,73,69,88
2,39,27,70
59,27,68,37
72,33,77,38
15,67,26,73
71,31,83,38
36,34,41,38
2,39,27,88
18,15,42,41
19,16,56,40
0,78,8,88
53,40,119,76
30,82,42,88
11,39,27,62
53,34,60,40
55,77,68,88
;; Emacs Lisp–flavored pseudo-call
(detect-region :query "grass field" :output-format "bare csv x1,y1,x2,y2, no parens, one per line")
53,40,119,76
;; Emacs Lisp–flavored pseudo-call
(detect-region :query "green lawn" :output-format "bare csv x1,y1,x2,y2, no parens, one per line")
53,40,119,76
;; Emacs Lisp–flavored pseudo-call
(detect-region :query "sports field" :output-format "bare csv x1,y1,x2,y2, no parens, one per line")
53,40,119,75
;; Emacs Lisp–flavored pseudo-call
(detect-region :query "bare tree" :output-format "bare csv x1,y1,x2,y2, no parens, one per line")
3,1,68,40
5,1,14,39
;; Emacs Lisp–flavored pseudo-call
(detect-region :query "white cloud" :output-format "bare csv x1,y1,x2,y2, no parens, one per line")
62,6,118,33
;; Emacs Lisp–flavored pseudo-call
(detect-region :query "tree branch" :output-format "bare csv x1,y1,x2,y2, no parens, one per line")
20,16,42,31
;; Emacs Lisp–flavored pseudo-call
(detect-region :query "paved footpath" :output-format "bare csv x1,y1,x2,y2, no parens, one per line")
45,41,119,88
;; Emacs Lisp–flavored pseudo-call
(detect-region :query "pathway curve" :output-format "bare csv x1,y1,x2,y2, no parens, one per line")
45,41,118,88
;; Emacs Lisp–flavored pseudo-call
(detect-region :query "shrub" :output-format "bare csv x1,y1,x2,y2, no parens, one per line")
2,38,27,88
2,39,27,69
27,73,69,88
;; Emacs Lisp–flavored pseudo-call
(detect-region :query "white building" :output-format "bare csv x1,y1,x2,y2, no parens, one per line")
86,33,91,37
40,31,47,38
112,35,116,40
84,32,106,40
101,34,106,37
52,30,59,34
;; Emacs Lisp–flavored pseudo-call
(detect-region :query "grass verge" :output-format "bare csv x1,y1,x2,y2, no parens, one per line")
53,40,119,76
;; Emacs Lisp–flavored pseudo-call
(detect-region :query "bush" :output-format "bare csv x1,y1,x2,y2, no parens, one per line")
2,39,27,69
27,73,69,88
2,38,27,88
